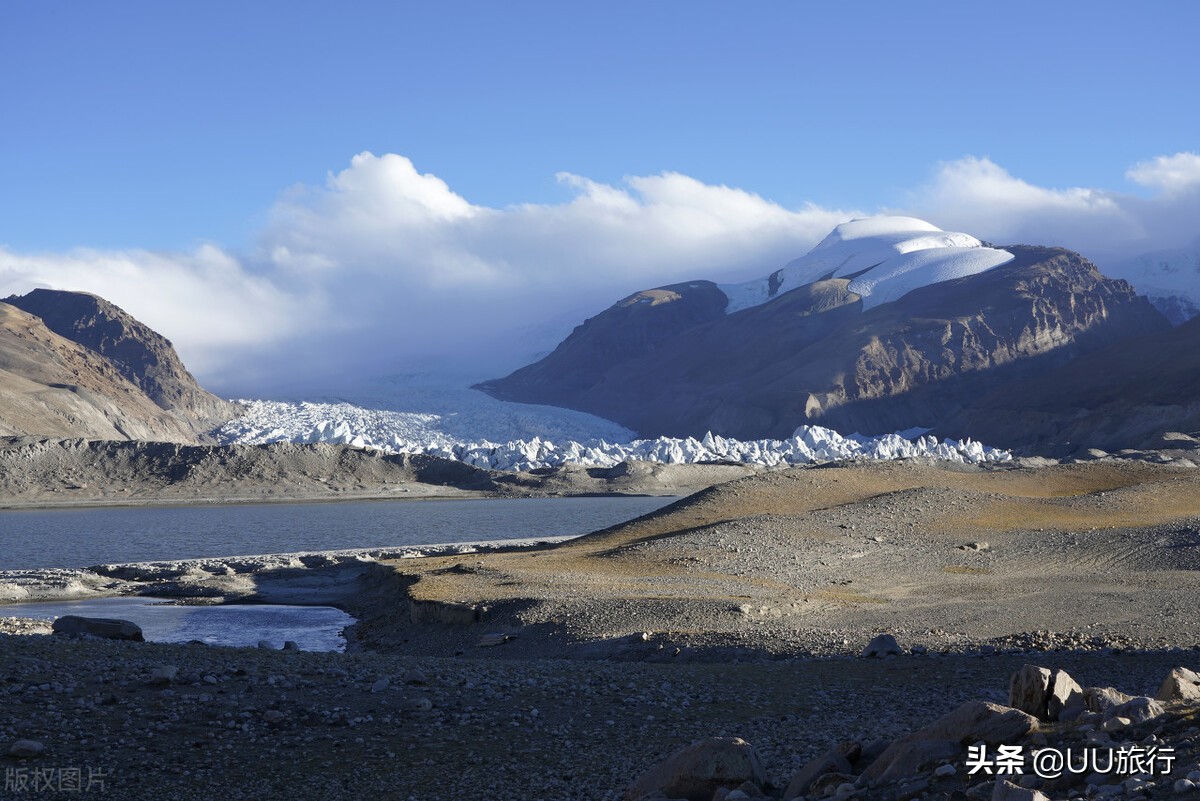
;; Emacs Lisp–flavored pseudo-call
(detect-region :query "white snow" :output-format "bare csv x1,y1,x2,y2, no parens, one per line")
1106,241,1200,320
720,216,1012,312
847,246,1016,310
215,398,1011,471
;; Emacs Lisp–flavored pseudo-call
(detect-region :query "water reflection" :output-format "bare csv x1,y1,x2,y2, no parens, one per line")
7,596,354,652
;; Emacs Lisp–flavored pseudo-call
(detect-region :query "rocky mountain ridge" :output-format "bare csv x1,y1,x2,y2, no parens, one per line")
0,289,238,442
480,240,1173,448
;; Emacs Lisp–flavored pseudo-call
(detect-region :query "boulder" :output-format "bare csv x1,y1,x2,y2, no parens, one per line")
1046,669,1084,721
1083,686,1133,714
864,702,1038,782
1009,665,1051,717
625,737,766,801
1104,696,1164,724
8,740,45,758
1155,666,1200,703
782,741,860,800
51,615,144,641
992,778,1049,801
861,633,902,658
149,665,178,686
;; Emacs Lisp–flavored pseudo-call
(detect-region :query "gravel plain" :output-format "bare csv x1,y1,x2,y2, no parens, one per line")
4,456,1200,800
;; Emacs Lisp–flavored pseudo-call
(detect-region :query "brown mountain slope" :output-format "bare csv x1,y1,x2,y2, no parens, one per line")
0,303,212,441
4,288,238,429
935,314,1200,452
480,246,1169,440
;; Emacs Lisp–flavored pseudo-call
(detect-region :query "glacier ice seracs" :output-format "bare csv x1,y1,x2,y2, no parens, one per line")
215,399,1011,471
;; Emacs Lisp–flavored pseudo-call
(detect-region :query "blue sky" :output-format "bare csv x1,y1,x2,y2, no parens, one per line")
2,1,1199,392
3,1,1197,251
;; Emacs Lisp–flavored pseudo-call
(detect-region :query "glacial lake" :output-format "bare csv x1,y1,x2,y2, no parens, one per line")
0,495,677,570
7,597,355,651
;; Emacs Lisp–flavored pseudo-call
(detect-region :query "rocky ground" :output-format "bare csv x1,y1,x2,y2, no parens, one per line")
4,457,1200,800
1,631,1199,801
0,438,756,509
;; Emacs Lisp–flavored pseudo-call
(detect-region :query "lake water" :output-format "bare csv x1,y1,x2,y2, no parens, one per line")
0,495,677,570
6,597,354,651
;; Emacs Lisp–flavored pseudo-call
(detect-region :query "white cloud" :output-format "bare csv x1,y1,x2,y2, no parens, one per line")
905,154,1200,262
3,150,1200,395
0,244,312,380
1127,152,1200,194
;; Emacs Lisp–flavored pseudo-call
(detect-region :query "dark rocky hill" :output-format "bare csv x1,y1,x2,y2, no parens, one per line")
0,290,239,442
479,246,1174,447
5,289,238,429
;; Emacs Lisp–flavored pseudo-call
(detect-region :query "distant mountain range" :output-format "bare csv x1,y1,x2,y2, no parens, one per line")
1107,239,1200,325
479,217,1200,453
0,289,239,441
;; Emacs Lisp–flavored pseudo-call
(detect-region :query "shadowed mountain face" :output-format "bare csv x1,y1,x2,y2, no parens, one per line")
934,314,1200,453
0,290,239,442
479,246,1175,447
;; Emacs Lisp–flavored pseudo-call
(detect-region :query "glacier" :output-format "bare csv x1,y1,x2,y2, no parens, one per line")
720,216,1013,313
215,398,1012,471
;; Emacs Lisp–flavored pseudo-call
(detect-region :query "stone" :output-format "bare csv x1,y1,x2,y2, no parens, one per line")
149,665,178,686
256,640,275,650
1104,696,1164,724
782,741,859,799
861,633,902,658
1009,665,1052,718
8,740,44,758
864,702,1038,782
370,677,390,694
1174,779,1196,794
477,632,515,647
624,737,767,801
263,710,286,725
402,696,433,712
934,763,957,777
991,778,1049,801
1155,666,1200,703
1084,686,1133,714
51,615,143,641
282,641,300,652
1046,669,1084,721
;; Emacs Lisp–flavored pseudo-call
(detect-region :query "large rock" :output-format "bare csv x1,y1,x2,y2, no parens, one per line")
8,740,45,758
782,741,860,800
1105,697,1165,724
864,702,1038,782
1046,669,1084,721
1009,665,1051,717
625,737,767,801
861,633,903,658
1155,666,1200,703
1083,686,1133,714
1010,665,1085,721
992,778,1049,801
51,615,144,641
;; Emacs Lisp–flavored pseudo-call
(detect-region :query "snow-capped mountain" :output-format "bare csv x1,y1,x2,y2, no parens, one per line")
478,216,1172,448
1106,240,1200,324
721,217,1014,312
